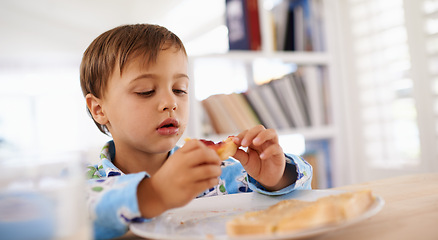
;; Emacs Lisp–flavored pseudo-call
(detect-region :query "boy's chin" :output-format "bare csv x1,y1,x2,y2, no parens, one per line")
155,137,181,151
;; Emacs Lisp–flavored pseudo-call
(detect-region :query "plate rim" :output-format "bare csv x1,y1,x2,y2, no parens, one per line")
130,190,385,240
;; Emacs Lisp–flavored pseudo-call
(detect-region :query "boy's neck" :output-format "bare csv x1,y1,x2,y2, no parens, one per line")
112,145,169,176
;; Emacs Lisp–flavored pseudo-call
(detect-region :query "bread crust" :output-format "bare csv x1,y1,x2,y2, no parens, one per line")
226,190,375,236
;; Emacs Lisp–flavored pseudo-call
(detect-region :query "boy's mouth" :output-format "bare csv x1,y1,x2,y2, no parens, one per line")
157,118,179,135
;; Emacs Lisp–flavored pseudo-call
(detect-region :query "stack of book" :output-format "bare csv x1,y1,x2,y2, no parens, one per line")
202,92,261,134
225,0,261,50
201,65,330,134
225,0,326,52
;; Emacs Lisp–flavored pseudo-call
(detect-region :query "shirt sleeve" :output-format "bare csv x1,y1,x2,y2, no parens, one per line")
247,153,313,195
86,172,148,240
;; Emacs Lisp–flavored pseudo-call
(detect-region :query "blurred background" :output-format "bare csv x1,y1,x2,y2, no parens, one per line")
1,0,437,187
0,0,230,160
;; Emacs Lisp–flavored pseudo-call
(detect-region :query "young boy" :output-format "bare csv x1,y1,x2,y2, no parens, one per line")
80,24,312,239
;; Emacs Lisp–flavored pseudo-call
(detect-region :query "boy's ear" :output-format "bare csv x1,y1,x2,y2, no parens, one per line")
85,93,109,125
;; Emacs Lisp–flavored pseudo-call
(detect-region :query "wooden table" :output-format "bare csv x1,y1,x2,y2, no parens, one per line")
116,173,438,240
320,173,438,240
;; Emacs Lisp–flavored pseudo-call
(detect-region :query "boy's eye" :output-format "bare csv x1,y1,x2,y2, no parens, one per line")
136,90,154,96
173,89,188,95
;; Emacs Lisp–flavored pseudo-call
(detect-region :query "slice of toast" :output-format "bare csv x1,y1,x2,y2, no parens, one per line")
226,190,374,236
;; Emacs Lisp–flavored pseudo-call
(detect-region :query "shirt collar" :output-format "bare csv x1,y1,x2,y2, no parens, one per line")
99,140,180,177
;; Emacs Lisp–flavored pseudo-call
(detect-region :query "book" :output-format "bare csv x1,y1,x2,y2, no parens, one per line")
246,0,262,50
270,74,306,128
288,70,311,126
301,0,315,51
257,83,292,129
257,0,276,51
293,3,305,51
202,97,220,134
271,0,290,51
226,0,251,50
201,99,222,134
268,78,295,128
244,88,278,129
281,0,326,52
284,2,296,51
320,66,331,124
303,65,324,127
310,0,325,51
202,95,239,134
229,92,261,129
218,93,249,131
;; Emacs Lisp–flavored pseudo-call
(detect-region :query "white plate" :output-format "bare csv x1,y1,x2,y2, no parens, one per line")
130,190,384,240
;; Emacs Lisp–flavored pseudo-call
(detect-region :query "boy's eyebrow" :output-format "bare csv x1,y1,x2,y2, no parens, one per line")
175,73,190,79
130,73,156,82
130,73,189,82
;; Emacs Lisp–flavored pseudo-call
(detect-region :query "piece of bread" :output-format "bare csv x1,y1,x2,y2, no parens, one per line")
185,136,238,160
226,190,375,236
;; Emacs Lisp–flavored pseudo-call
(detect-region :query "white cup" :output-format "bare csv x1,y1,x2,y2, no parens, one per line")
0,153,92,240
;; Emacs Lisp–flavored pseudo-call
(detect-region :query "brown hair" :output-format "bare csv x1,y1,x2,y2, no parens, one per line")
80,24,187,134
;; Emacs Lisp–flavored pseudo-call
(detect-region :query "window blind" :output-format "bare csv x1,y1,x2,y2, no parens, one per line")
423,0,438,135
347,0,420,167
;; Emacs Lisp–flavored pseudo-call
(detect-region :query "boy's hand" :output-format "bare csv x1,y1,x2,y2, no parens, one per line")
137,139,222,218
232,125,293,191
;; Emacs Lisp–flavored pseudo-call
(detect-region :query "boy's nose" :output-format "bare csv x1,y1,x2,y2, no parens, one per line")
159,96,177,112
162,104,177,111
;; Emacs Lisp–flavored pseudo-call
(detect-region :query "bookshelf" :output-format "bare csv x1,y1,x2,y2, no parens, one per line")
185,0,345,188
187,51,332,136
189,51,329,64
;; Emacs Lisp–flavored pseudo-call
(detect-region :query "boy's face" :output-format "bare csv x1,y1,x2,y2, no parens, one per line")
100,47,189,155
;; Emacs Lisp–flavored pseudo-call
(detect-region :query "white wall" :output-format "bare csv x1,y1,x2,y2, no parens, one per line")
0,0,226,162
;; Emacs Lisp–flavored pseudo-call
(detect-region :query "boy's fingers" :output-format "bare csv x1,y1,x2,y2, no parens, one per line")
179,140,199,154
181,141,222,166
233,130,248,145
195,177,219,194
259,144,283,160
191,164,222,181
239,125,266,147
191,150,221,167
181,138,204,151
252,128,279,146
233,148,249,166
